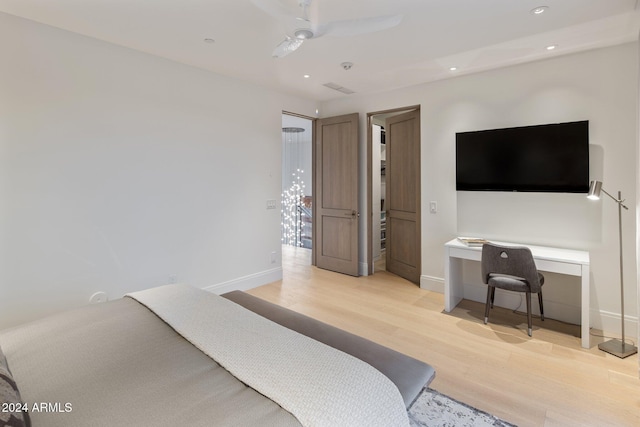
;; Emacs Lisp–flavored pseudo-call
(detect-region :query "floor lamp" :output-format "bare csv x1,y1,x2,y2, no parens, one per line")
587,180,638,358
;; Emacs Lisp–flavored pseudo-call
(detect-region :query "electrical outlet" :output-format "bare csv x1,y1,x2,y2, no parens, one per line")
270,251,277,264
266,199,277,210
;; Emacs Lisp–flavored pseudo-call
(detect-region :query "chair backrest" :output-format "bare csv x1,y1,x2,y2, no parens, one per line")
481,243,541,292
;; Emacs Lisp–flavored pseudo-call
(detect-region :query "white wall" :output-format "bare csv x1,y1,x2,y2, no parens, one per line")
320,43,638,336
0,12,317,329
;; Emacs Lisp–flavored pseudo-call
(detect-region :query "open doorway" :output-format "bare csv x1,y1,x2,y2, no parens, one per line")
281,113,313,264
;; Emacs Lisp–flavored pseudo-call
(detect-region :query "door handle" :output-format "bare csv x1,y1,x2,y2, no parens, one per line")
344,210,359,218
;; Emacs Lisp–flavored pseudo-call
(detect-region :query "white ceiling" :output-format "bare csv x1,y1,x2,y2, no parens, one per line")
2,0,639,102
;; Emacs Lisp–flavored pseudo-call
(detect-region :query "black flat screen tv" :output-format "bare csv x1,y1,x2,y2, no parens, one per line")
456,120,589,193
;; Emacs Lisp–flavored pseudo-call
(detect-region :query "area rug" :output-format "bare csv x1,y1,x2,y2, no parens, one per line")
408,387,516,427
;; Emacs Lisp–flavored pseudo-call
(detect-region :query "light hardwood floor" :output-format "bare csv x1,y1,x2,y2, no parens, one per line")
248,246,640,427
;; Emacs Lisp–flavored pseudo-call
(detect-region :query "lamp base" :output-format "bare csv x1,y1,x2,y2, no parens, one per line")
598,339,638,359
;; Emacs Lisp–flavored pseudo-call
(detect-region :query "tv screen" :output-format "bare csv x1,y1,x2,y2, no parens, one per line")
456,120,589,193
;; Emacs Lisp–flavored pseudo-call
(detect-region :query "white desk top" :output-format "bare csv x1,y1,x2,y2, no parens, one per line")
445,238,590,265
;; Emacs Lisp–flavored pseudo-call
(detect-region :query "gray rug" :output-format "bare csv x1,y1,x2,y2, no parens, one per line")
408,387,516,427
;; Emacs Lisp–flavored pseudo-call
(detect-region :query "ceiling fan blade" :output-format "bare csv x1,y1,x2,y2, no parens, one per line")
315,14,403,38
272,37,305,58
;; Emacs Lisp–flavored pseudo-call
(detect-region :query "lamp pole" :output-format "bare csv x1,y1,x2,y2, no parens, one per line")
597,188,637,358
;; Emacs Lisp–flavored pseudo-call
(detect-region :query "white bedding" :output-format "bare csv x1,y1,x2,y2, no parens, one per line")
127,284,410,427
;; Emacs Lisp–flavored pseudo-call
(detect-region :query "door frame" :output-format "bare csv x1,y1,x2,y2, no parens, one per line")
366,105,421,276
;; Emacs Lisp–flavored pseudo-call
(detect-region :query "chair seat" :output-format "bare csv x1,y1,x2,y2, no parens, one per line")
482,243,545,337
488,272,545,292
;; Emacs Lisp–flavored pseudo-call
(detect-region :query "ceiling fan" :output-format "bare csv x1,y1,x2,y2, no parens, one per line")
251,0,403,58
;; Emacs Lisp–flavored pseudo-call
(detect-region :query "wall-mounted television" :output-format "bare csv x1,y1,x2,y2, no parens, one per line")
456,120,589,193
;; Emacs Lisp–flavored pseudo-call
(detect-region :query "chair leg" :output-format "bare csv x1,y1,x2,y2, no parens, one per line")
526,292,532,337
484,286,492,324
490,287,496,308
538,291,544,321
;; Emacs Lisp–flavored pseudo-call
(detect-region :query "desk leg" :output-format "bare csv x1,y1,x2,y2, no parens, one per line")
581,264,590,349
444,249,464,312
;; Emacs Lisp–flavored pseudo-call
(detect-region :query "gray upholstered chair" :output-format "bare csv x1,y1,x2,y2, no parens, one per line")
481,243,544,337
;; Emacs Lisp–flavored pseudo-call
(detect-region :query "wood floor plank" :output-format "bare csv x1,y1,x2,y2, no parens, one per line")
248,247,640,427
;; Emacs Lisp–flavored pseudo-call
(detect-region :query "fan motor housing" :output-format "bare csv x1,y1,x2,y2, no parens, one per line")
294,28,314,39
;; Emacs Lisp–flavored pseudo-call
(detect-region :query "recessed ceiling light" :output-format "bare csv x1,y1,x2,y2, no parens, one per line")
546,45,557,51
530,6,549,15
449,67,458,71
303,74,310,79
203,38,215,44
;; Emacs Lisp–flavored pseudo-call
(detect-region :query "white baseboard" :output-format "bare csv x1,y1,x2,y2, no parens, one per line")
204,267,283,295
204,268,638,340
420,276,639,335
463,283,582,325
420,275,444,292
421,275,583,325
359,262,369,276
590,309,639,340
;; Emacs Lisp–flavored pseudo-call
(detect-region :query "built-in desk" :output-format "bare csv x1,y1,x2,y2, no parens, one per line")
444,238,591,348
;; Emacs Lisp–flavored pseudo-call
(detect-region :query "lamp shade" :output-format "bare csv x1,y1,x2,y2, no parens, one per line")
587,180,602,200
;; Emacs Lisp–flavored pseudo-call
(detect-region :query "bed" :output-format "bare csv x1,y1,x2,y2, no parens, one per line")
0,284,435,427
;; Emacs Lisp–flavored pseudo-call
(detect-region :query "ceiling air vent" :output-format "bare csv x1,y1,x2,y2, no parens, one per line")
323,82,355,95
